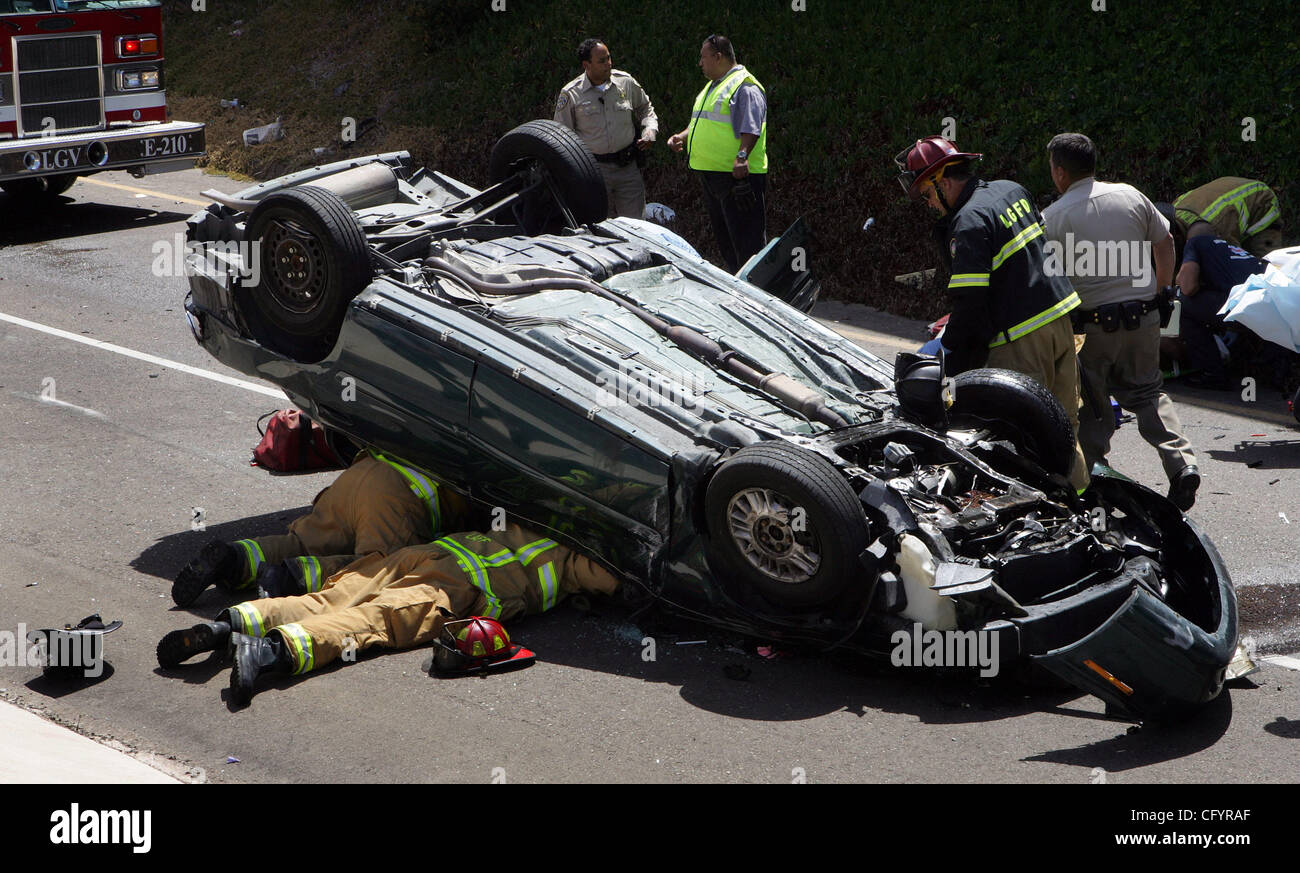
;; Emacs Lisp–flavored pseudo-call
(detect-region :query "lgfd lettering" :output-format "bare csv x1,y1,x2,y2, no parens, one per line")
997,197,1034,229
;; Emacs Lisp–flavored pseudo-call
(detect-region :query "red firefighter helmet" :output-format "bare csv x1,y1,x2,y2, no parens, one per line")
895,136,982,199
432,617,536,675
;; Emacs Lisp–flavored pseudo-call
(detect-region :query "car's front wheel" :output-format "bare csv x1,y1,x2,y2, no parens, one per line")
237,185,372,362
947,368,1076,478
704,442,870,608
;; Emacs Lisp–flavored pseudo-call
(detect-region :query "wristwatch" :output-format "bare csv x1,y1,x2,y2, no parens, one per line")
736,149,748,161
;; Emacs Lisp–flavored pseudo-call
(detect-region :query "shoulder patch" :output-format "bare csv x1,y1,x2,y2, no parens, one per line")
556,94,568,111
950,237,957,258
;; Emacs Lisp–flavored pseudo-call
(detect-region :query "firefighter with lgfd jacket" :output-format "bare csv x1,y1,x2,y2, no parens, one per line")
895,136,1089,492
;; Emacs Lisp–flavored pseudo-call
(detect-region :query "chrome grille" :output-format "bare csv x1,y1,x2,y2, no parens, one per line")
13,34,104,137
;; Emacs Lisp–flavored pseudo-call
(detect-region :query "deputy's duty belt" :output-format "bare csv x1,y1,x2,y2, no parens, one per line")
593,143,638,165
1072,296,1164,333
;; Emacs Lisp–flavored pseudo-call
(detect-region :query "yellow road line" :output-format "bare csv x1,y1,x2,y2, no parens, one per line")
80,175,209,207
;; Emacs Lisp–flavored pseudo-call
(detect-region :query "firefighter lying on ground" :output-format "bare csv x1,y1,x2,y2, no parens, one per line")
157,522,622,705
171,450,472,607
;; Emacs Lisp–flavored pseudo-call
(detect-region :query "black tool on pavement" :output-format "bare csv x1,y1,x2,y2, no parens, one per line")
26,614,122,679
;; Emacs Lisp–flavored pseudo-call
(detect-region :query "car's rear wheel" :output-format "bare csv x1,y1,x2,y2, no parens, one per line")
489,120,607,232
948,368,1076,477
704,443,870,608
1,174,77,202
238,185,372,363
1291,385,1300,425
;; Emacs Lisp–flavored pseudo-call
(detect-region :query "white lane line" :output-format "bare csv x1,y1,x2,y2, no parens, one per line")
11,392,106,419
1262,655,1300,672
0,311,284,399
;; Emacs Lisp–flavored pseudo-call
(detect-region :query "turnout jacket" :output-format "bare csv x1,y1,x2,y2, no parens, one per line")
934,179,1080,373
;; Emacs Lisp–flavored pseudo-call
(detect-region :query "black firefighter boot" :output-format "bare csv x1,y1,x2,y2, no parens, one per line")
172,540,242,607
229,631,292,707
156,616,233,668
254,561,308,599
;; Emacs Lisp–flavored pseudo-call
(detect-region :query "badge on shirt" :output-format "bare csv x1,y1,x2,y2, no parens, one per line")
950,237,957,258
556,94,568,112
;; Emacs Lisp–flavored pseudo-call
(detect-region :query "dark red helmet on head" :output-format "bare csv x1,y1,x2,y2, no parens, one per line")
432,616,536,675
895,136,982,199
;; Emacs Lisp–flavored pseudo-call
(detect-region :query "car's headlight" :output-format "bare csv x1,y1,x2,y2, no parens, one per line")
117,69,160,91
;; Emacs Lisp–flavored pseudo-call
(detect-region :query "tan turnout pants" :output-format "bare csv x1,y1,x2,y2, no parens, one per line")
227,524,620,674
230,454,469,591
984,314,1091,492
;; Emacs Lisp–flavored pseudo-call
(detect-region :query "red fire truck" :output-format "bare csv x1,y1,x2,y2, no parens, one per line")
0,0,205,203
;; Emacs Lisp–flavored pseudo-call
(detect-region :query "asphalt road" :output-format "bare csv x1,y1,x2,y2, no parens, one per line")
1,168,1299,784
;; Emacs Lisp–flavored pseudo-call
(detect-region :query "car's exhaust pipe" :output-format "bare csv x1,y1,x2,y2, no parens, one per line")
423,254,851,429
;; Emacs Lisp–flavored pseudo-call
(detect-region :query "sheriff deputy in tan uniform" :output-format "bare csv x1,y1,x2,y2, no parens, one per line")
157,522,622,705
554,38,658,219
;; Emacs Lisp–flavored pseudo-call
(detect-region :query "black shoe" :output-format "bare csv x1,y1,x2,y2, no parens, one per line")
254,561,304,599
172,540,241,607
229,632,289,707
1168,465,1201,511
156,621,232,668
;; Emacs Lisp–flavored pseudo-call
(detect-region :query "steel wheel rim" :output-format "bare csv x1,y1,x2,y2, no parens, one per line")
263,218,327,313
725,487,821,583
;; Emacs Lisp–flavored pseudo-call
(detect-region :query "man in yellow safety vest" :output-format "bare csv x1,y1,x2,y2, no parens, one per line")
667,34,768,273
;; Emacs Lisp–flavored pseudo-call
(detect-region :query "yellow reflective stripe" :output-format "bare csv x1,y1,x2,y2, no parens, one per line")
277,623,314,674
948,273,990,288
987,291,1080,348
296,556,322,593
233,539,265,585
712,69,750,111
1245,203,1280,237
691,108,730,123
1198,180,1269,225
371,452,441,535
516,538,559,566
230,602,266,638
435,537,502,618
480,548,517,568
991,221,1044,270
537,562,558,612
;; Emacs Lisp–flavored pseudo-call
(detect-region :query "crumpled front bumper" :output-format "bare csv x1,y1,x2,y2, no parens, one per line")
1031,477,1238,720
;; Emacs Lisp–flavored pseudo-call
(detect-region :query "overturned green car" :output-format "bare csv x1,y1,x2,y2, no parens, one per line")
182,121,1237,720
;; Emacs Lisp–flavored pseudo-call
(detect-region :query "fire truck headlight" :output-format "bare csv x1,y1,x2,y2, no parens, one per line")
117,69,159,91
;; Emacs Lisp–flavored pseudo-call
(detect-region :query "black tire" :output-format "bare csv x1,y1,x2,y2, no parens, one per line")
489,120,607,231
1,174,77,202
704,442,870,608
238,185,371,362
947,368,1076,477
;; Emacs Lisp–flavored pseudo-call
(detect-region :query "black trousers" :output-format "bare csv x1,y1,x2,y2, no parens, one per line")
1179,289,1231,378
695,171,767,273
